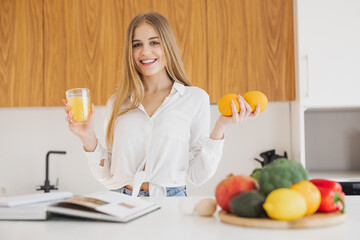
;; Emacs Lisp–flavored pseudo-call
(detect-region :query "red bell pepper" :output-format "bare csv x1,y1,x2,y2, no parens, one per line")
310,179,345,213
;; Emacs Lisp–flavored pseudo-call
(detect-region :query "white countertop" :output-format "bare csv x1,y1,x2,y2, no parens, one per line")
0,196,359,240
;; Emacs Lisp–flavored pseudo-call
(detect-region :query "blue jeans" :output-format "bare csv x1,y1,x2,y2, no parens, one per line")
111,186,187,197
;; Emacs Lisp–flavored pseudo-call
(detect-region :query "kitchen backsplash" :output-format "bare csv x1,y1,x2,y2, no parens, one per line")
0,103,291,197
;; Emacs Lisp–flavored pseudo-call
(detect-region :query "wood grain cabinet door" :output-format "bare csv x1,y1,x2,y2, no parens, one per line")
123,0,208,92
0,0,43,107
207,0,295,102
44,0,124,106
1,0,295,107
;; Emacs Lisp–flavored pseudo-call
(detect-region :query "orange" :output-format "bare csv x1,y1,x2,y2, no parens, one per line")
218,93,240,117
243,91,268,113
290,180,321,216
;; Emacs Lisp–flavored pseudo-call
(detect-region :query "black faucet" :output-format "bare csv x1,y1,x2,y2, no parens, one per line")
37,151,66,193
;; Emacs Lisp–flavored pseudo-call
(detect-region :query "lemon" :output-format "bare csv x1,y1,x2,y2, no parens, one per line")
263,188,307,221
290,180,321,215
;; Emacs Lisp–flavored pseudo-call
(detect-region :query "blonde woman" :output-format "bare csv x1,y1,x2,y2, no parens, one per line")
64,12,260,197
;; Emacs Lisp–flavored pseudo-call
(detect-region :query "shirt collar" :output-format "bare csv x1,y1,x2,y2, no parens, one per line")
172,81,185,96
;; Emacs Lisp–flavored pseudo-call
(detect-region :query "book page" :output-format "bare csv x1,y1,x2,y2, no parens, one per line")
60,196,109,210
82,192,156,218
57,191,156,219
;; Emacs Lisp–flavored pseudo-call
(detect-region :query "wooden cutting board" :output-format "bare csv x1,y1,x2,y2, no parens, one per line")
218,210,346,229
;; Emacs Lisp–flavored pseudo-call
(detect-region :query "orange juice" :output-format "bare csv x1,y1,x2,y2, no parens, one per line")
67,96,90,122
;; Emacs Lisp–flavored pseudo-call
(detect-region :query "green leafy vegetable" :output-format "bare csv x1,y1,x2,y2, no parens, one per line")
258,158,308,195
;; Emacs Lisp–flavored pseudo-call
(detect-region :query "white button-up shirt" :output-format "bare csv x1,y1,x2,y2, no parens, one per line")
85,81,224,197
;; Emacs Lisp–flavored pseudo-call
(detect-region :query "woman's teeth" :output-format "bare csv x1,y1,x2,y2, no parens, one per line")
141,59,156,64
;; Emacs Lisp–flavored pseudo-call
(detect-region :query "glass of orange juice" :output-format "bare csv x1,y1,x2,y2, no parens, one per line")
66,88,91,122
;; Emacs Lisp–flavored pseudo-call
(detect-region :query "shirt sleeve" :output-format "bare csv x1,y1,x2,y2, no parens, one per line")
83,95,115,182
187,91,224,186
84,142,112,181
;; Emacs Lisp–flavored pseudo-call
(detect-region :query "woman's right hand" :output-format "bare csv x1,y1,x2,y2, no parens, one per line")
63,99,98,152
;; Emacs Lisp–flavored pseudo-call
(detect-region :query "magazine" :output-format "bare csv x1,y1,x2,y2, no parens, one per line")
0,203,49,220
0,192,73,207
0,192,73,220
46,191,160,222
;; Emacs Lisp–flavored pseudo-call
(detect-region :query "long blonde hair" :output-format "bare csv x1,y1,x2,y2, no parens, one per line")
106,12,191,150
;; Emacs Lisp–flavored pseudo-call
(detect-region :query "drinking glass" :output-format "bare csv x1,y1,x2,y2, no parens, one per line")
65,88,91,122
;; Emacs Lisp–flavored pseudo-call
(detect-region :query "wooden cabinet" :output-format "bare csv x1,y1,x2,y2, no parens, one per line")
0,0,43,107
0,0,295,107
45,0,207,106
44,0,124,106
123,0,208,93
207,0,295,102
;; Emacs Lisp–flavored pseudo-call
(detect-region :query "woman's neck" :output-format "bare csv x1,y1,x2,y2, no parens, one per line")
142,70,173,93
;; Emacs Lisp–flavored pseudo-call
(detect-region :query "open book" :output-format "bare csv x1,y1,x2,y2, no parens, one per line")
47,191,160,222
0,191,160,222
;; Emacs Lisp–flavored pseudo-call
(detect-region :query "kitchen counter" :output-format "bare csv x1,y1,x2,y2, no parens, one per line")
309,171,360,181
0,196,359,240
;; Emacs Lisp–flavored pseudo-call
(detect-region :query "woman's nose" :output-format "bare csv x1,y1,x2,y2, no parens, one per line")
141,45,151,55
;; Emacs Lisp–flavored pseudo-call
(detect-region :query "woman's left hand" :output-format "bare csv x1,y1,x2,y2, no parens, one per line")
219,95,260,126
210,95,260,140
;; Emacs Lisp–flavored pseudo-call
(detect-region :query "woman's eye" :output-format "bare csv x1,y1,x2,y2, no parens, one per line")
150,41,159,46
133,43,141,48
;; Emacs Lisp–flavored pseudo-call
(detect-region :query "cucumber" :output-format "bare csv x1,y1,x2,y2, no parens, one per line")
229,190,266,218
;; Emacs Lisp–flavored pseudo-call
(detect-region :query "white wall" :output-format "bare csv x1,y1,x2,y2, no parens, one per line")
0,103,292,197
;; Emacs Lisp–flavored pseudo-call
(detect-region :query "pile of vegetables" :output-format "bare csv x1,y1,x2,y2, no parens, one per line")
215,155,346,221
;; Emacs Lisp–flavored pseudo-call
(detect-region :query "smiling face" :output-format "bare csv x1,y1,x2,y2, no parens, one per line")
132,23,167,78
